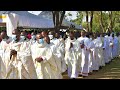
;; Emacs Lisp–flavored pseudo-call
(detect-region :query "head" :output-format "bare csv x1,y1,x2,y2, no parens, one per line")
112,34,114,38
12,29,21,41
48,31,55,40
41,31,48,38
86,32,90,38
93,33,97,39
1,30,7,39
81,30,86,37
69,31,74,40
55,32,60,39
44,36,50,44
20,31,27,41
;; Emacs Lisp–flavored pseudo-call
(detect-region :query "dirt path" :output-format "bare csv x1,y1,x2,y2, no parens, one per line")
63,58,120,79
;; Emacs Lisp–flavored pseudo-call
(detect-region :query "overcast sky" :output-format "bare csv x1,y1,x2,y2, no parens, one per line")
28,11,77,20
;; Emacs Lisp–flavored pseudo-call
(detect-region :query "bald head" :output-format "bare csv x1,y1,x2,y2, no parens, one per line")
12,29,20,35
81,30,86,37
36,33,43,40
1,31,7,39
41,31,48,38
44,36,50,44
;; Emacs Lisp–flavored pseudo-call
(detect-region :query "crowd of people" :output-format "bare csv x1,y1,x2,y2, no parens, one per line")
0,29,120,79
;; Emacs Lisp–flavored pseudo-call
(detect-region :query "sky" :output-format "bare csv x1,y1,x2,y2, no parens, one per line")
28,11,77,20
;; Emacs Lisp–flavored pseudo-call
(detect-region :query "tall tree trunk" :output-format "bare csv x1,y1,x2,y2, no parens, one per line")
108,11,113,33
86,11,89,32
52,11,65,31
90,11,94,32
99,11,104,33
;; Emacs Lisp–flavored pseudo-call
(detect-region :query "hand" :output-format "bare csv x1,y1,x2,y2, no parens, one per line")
70,43,73,48
10,49,17,55
35,57,43,63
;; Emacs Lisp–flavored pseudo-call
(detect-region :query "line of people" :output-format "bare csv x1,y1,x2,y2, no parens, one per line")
0,29,120,79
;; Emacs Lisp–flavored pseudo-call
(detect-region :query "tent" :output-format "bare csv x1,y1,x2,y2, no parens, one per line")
0,11,54,36
39,11,83,30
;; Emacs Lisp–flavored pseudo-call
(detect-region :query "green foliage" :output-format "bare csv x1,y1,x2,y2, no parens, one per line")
69,11,120,32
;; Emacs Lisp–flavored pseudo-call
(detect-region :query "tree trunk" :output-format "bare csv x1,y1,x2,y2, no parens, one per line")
100,11,104,33
52,11,65,31
90,11,94,32
86,11,89,32
108,11,113,33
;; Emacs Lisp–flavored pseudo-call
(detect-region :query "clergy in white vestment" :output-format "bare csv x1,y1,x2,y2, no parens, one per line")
65,31,81,78
112,34,119,58
0,31,11,79
92,33,99,71
44,36,63,78
52,32,67,73
31,33,62,79
30,32,36,45
97,33,105,67
77,31,90,77
5,29,37,79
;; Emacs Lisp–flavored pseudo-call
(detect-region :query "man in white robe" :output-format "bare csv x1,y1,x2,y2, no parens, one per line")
92,33,99,71
52,32,67,73
77,31,89,77
0,31,11,79
44,36,63,78
31,33,62,79
97,33,105,68
65,32,81,78
5,29,37,79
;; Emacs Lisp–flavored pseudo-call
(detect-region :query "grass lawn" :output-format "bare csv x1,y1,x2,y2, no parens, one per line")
63,58,120,79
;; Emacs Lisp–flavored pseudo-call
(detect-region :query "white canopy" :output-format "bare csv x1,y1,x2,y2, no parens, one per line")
39,11,83,30
0,11,54,36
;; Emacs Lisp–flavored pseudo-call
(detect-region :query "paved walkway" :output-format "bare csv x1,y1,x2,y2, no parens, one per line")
63,58,120,79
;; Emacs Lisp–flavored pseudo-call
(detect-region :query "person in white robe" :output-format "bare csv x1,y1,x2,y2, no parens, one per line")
52,32,67,73
29,32,36,45
44,36,63,78
77,30,89,77
97,33,105,67
112,34,119,58
31,33,62,79
5,29,37,79
65,32,81,78
0,31,11,79
92,33,99,71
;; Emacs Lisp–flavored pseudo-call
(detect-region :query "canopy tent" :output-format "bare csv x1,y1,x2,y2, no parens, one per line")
38,11,83,30
0,11,54,36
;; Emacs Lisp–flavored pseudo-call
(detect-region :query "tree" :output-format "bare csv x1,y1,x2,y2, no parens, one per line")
52,11,66,31
86,11,89,32
89,11,94,32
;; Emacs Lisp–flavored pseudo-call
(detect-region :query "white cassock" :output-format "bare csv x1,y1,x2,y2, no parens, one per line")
0,39,9,79
31,42,62,79
112,36,119,58
88,39,95,72
109,36,114,59
92,38,99,70
65,38,81,78
46,42,63,78
77,37,89,76
97,37,105,67
102,36,109,63
51,38,67,73
5,40,37,79
118,35,120,55
115,36,119,57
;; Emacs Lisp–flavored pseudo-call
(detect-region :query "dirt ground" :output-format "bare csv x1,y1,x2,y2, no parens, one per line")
62,58,120,79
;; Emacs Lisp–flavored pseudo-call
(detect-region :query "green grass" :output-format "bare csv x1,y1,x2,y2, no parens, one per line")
63,58,120,79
